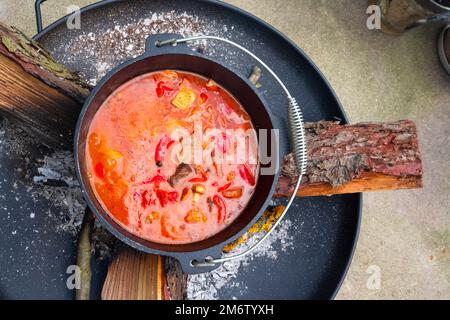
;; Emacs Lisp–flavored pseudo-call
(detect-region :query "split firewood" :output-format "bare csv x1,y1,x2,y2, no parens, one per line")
101,248,187,300
0,22,91,149
276,120,422,197
0,22,423,300
101,247,166,300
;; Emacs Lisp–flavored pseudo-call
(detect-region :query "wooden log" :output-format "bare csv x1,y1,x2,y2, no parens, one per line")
101,247,166,300
0,23,90,102
275,120,422,197
0,22,90,149
101,249,187,300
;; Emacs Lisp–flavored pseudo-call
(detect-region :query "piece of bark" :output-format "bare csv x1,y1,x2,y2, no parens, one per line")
0,23,90,102
164,257,188,300
0,22,90,149
275,120,422,197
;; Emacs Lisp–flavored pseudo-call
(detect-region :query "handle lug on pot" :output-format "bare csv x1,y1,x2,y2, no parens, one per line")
174,247,224,274
144,33,193,57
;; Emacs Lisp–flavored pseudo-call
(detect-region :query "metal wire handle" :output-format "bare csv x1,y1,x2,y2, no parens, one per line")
156,36,308,267
35,0,48,33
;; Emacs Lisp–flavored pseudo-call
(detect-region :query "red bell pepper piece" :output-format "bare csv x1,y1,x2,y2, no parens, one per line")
155,135,174,167
188,172,208,183
140,190,152,209
156,81,174,98
156,189,169,207
150,175,166,184
156,86,164,98
140,175,166,186
163,84,174,92
200,93,208,104
156,189,178,207
217,182,232,193
167,191,179,202
167,140,175,149
239,164,255,186
213,195,227,223
94,162,106,178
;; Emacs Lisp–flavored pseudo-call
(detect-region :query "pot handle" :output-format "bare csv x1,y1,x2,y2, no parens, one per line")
173,247,226,274
35,0,46,33
35,0,86,34
144,33,195,57
156,35,308,270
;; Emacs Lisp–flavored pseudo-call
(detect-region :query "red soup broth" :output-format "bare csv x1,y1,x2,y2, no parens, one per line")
86,70,259,244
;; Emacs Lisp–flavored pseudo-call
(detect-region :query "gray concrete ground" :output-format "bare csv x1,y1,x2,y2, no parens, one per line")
0,0,449,299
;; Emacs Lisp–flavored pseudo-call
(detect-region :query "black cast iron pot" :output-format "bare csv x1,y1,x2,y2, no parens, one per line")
75,34,281,274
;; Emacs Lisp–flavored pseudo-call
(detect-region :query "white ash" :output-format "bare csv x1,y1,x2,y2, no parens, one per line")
187,217,295,300
31,150,86,234
33,151,79,188
0,118,86,235
61,11,231,86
